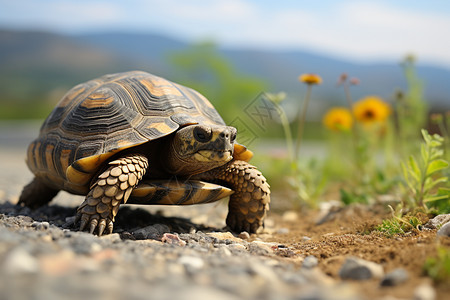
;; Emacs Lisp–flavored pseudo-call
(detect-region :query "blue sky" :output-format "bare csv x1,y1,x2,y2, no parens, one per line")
1,0,450,67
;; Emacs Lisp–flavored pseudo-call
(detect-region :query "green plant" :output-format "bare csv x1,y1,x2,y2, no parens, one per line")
375,205,422,237
339,189,369,205
401,129,449,212
423,246,450,283
395,56,428,155
266,91,327,208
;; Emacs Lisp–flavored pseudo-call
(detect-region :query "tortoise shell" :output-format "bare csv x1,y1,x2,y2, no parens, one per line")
26,71,239,195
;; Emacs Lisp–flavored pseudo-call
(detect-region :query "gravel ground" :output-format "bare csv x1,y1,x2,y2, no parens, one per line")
0,129,363,300
0,202,364,300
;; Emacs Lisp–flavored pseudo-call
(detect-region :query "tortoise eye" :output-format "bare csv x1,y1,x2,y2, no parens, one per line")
193,126,212,142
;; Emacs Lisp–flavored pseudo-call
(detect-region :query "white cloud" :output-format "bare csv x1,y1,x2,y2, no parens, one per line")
1,0,449,66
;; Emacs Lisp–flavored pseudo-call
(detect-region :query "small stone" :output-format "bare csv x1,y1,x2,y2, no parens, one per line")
339,256,384,280
302,236,312,241
249,240,278,254
282,211,298,222
299,267,336,286
3,248,39,274
239,231,250,239
161,233,186,246
249,261,280,283
133,224,170,240
178,255,204,273
437,221,450,237
207,232,243,243
276,227,289,234
414,283,436,300
425,214,450,229
216,245,232,256
227,243,247,252
32,221,50,230
70,233,102,254
302,255,319,269
99,233,121,243
380,268,409,286
315,200,342,225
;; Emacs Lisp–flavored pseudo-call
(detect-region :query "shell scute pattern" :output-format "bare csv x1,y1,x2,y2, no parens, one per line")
27,71,225,194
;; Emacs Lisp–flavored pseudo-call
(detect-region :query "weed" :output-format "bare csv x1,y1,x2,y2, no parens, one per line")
423,246,450,283
375,205,422,237
401,129,449,213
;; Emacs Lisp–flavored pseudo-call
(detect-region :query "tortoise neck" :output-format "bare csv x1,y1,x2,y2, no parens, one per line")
163,138,219,176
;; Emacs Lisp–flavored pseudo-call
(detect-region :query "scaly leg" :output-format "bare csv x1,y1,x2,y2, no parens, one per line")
193,160,270,233
76,154,148,235
18,177,59,209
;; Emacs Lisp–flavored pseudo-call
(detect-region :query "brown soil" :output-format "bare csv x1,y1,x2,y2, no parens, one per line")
262,205,450,300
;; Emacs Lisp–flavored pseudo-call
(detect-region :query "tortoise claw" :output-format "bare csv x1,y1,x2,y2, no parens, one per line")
79,214,90,231
89,218,98,234
107,221,114,235
98,219,107,236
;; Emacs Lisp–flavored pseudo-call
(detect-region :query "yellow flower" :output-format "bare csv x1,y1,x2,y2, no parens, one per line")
299,74,322,85
353,96,391,124
323,107,353,131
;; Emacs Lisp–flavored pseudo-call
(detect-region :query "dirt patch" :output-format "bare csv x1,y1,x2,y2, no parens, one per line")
262,205,450,299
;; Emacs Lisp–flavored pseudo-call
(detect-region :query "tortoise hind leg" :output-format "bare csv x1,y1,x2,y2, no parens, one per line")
18,177,59,209
76,154,148,236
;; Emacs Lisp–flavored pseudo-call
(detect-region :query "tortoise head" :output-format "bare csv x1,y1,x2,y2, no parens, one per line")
165,124,236,175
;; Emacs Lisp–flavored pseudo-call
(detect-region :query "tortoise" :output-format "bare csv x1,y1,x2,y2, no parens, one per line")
19,71,270,235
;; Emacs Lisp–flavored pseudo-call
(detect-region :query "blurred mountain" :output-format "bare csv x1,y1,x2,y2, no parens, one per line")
0,29,449,119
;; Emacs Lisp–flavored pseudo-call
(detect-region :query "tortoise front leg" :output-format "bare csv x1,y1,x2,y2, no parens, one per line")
194,160,270,233
76,154,148,235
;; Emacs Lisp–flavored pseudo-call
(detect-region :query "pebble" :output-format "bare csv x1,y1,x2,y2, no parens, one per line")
249,260,280,283
282,211,298,222
302,236,312,241
338,256,384,280
227,243,247,252
178,255,205,272
302,255,319,269
161,233,186,246
32,221,50,230
276,227,289,234
67,233,102,254
99,233,121,243
413,283,436,300
437,221,450,237
238,231,250,239
216,245,232,257
315,200,342,225
425,214,450,229
3,247,39,274
249,240,278,254
132,223,170,240
380,268,409,286
207,232,243,243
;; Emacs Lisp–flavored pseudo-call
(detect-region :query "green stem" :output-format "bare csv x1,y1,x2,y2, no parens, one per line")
343,82,363,176
295,85,312,161
274,102,294,163
418,144,430,209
